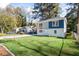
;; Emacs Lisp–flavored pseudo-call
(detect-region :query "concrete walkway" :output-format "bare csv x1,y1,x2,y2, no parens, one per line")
0,35,31,39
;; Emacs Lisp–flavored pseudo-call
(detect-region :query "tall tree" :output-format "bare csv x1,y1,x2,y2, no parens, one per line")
66,3,79,40
5,6,26,27
0,6,27,33
33,3,59,20
65,4,77,33
14,7,26,27
0,11,17,33
77,4,79,40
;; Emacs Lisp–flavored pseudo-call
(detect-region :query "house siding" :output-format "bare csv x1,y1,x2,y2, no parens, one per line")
48,20,64,28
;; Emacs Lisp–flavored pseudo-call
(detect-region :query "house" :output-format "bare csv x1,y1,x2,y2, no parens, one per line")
11,26,33,34
36,17,67,37
15,26,33,34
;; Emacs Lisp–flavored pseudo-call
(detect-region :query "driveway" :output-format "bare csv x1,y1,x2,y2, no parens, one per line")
0,35,32,39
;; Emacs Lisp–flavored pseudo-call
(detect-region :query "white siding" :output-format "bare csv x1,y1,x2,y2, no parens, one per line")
37,17,67,37
42,22,48,29
37,28,65,37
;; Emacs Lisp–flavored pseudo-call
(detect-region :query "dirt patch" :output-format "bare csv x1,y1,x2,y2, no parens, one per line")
0,44,14,56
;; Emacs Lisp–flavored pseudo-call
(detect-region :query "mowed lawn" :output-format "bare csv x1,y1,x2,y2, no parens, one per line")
0,36,79,56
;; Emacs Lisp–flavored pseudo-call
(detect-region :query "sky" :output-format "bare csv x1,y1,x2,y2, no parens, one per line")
0,0,78,3
8,3,68,22
9,3,34,14
0,0,75,19
59,4,70,17
9,3,34,22
0,0,78,8
0,3,69,22
8,3,68,17
9,3,34,8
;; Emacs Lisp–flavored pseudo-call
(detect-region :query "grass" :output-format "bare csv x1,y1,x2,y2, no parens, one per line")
0,33,25,36
0,36,79,56
0,33,6,36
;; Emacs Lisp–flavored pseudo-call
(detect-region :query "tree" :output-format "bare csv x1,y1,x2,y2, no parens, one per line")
14,7,26,27
0,12,17,33
77,4,79,40
65,5,77,33
66,3,79,40
16,13,26,27
5,6,27,27
0,6,27,33
33,3,59,20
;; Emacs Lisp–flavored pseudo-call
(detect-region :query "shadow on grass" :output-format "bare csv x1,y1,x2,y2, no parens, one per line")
16,41,48,56
60,40,79,56
20,39,62,55
16,39,62,56
61,47,79,56
0,38,63,56
33,35,66,39
0,40,14,43
0,40,47,56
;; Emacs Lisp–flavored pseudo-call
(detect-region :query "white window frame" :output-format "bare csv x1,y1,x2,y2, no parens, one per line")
52,21,59,27
39,23,43,29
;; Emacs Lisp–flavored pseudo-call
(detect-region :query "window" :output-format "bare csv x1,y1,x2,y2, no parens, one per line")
52,21,59,27
52,22,55,26
54,30,57,34
56,21,59,27
39,30,43,32
39,23,42,29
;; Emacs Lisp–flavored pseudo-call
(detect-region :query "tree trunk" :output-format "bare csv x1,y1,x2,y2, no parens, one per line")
0,26,4,33
1,28,4,33
77,4,79,40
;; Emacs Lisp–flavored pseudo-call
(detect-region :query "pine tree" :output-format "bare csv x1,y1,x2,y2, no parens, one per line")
33,3,59,20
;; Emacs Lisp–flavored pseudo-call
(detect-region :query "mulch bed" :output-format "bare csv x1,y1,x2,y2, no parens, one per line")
0,45,14,56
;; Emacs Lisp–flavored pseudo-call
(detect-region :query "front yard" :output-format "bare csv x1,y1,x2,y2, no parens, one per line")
0,36,79,56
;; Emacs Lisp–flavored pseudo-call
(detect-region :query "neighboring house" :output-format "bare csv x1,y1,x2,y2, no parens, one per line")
12,26,33,34
7,27,21,34
36,17,67,37
7,26,36,34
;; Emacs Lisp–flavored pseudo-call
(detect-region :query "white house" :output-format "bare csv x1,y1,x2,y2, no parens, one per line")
36,17,67,37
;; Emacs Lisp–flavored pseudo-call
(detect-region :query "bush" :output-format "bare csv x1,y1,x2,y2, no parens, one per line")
66,32,73,39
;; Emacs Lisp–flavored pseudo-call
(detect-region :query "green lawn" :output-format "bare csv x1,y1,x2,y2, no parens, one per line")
0,36,79,56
